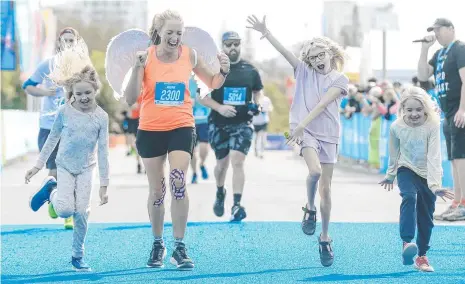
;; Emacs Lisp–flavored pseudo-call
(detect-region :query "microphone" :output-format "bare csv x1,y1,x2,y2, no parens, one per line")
412,39,431,43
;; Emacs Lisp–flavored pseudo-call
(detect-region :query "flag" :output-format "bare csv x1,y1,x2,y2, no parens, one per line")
1,1,16,71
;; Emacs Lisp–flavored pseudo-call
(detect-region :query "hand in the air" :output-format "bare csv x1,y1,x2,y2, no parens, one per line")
246,15,268,35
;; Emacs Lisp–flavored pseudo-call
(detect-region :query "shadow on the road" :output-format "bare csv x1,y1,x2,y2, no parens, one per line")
160,267,319,281
103,222,246,231
1,228,65,236
0,267,169,283
298,271,465,282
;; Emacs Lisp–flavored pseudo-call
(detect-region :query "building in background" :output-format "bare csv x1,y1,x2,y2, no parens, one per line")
322,1,363,49
322,1,399,84
242,28,255,61
68,0,148,30
47,0,148,52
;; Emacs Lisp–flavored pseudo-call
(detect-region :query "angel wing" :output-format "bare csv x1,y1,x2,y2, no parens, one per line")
105,29,150,100
183,26,220,98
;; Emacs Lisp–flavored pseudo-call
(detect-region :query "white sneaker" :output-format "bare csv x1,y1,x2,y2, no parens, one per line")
443,205,465,221
434,205,456,220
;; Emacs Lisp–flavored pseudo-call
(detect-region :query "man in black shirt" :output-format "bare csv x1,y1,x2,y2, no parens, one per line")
418,18,465,221
200,31,264,221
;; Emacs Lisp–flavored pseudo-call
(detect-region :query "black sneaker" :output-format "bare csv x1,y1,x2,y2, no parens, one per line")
230,205,247,222
301,206,317,235
318,235,334,267
213,188,226,217
170,243,194,270
147,241,166,268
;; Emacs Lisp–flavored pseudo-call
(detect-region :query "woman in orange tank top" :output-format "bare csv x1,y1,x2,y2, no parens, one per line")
124,9,230,270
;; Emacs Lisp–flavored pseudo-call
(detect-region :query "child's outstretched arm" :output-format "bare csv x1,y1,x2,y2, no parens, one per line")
426,125,442,193
26,106,64,182
299,87,343,127
246,15,299,69
298,73,349,127
98,113,110,188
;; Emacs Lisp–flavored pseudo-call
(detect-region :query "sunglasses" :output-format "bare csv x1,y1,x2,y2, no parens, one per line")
309,52,326,62
224,42,240,48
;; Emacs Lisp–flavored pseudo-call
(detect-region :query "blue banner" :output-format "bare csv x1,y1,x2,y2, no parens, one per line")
1,1,16,71
340,113,453,188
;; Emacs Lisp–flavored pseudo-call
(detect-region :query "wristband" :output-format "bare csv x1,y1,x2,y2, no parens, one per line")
260,30,270,40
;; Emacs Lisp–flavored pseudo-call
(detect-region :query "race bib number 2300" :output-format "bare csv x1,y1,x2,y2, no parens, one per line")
155,82,185,106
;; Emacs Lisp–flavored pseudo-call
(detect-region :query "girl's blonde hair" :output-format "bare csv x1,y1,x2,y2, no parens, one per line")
48,38,101,99
398,86,440,125
148,10,184,45
299,36,346,72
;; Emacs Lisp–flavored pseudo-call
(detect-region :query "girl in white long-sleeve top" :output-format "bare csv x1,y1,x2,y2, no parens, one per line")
379,86,454,273
25,40,109,272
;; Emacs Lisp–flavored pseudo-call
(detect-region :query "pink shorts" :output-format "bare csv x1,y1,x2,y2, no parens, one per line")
300,132,338,164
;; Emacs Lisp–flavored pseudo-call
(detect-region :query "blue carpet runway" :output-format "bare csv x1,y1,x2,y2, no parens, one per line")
2,222,464,284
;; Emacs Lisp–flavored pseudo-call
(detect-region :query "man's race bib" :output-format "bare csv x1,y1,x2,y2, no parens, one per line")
155,82,185,106
223,87,246,105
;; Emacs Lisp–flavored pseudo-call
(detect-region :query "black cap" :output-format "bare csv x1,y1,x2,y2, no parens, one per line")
427,18,454,32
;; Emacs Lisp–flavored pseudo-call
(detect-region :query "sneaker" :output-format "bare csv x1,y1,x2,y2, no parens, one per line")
230,205,247,222
200,165,209,180
170,243,194,270
30,176,56,212
191,173,198,184
64,217,73,230
442,205,465,221
415,256,435,272
213,188,226,217
137,164,142,174
71,257,91,272
318,235,334,267
48,203,58,219
402,242,418,265
301,206,317,236
434,205,457,220
147,241,166,268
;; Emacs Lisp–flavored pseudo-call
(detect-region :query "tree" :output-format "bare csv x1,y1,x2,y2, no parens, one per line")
1,69,26,109
264,82,289,134
1,36,26,110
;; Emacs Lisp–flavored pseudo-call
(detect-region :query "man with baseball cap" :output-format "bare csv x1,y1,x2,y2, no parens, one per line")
200,31,264,222
418,18,465,222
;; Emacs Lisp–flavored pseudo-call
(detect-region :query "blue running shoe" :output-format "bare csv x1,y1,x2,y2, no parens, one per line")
30,176,56,212
191,173,198,184
71,257,91,272
200,165,209,180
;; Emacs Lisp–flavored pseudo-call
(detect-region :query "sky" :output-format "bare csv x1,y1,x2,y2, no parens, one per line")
41,0,465,71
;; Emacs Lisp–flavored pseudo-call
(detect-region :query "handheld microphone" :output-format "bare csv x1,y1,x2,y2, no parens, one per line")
412,39,431,43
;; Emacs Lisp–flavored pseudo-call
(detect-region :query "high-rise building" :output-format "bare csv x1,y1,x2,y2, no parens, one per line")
51,0,148,30
242,28,255,61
